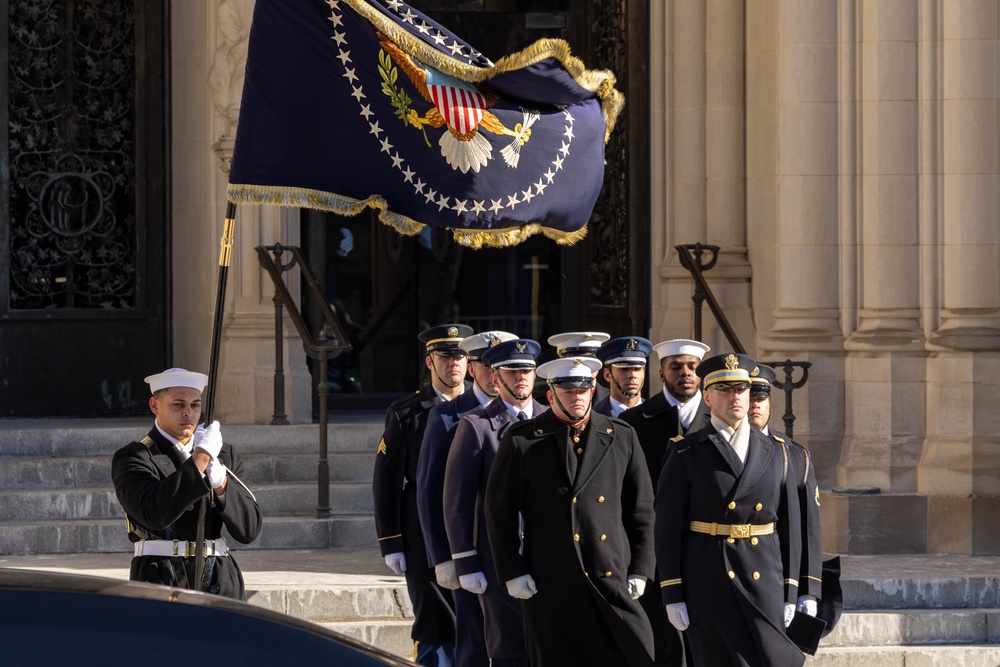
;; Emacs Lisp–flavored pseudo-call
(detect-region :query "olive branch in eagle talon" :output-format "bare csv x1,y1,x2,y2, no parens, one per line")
379,49,432,147
376,33,540,174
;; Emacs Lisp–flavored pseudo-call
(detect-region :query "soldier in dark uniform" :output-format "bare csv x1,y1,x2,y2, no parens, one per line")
548,331,610,403
418,331,516,667
112,368,262,601
748,365,822,621
444,339,547,667
485,356,655,667
373,323,473,666
619,338,709,666
593,336,652,417
655,353,804,667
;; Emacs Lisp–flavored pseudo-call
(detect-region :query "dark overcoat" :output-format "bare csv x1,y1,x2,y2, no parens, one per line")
444,397,545,661
655,423,804,667
485,409,655,667
373,382,469,646
416,388,490,667
770,429,823,599
619,390,710,666
111,426,262,600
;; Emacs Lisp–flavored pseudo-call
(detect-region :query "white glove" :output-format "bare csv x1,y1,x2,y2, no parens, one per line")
384,552,406,575
336,228,354,257
459,572,488,595
505,574,537,599
627,575,646,600
797,595,818,617
434,560,460,590
666,602,689,631
193,420,223,459
784,603,796,627
205,459,227,489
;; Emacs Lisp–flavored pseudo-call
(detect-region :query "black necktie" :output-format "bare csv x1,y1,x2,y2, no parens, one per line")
517,411,527,421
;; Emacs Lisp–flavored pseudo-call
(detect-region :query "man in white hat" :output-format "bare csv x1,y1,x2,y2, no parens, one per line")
619,338,709,666
485,357,655,666
111,368,261,600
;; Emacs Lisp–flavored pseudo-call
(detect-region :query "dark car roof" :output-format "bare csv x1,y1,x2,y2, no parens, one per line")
0,567,414,666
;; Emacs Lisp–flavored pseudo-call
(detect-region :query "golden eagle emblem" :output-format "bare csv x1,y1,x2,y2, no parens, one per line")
724,354,739,370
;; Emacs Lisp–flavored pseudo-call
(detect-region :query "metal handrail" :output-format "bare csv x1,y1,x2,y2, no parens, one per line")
675,243,810,439
256,243,352,518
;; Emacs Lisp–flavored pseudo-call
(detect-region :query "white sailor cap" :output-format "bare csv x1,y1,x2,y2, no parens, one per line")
652,339,710,361
547,331,610,357
144,368,208,394
460,331,518,362
536,357,603,388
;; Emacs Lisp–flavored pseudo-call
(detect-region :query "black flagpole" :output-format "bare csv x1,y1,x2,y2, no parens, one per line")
195,201,237,591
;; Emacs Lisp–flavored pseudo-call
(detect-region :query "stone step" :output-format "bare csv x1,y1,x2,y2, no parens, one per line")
318,620,413,660
0,417,384,457
843,574,1000,610
824,610,1000,647
0,452,374,490
0,515,375,554
806,645,1000,666
0,482,373,521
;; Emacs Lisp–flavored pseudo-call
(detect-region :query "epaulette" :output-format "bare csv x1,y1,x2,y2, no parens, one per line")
772,434,785,443
669,435,684,443
140,435,155,449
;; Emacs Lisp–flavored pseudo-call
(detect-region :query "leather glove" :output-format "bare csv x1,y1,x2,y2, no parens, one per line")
193,420,223,459
784,603,796,627
797,595,818,617
434,560,460,590
505,574,537,600
205,459,227,489
666,602,689,631
459,572,488,595
627,575,646,600
384,552,406,575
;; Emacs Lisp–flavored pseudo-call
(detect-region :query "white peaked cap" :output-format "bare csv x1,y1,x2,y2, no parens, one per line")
536,356,603,383
144,368,209,394
652,339,710,361
547,331,611,351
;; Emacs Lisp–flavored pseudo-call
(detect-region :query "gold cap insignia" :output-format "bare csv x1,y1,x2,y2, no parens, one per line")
447,327,458,337
572,359,584,366
516,341,526,353
490,337,500,347
626,339,637,350
751,366,759,377
724,354,739,370
582,333,592,339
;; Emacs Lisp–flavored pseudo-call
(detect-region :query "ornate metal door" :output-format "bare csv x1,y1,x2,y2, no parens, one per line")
0,0,168,416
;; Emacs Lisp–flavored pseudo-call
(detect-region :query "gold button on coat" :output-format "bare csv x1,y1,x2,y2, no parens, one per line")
727,538,735,544
752,572,760,580
751,537,758,545
755,503,763,511
728,571,735,579
572,497,578,503
605,571,612,577
727,501,736,510
574,534,580,542
576,447,583,454
598,496,605,503
600,534,607,541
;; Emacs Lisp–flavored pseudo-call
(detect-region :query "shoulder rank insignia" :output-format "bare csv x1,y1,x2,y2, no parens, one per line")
377,439,387,455
606,428,613,434
815,486,821,506
773,435,785,443
669,435,684,443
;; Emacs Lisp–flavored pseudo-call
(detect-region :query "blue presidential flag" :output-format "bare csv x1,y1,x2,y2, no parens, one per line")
227,0,623,248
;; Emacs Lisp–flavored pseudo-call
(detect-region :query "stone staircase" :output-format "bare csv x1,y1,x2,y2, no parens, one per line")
0,416,383,554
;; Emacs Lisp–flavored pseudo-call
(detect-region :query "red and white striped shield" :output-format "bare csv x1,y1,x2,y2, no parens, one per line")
425,68,486,135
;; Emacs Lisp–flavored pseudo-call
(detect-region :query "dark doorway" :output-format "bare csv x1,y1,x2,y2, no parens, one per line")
302,0,649,408
0,0,169,416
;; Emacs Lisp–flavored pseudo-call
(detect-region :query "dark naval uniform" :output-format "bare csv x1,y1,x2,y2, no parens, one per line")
655,423,804,667
417,389,490,667
445,397,546,665
619,390,709,666
374,382,470,652
112,427,262,600
769,429,823,604
485,409,655,667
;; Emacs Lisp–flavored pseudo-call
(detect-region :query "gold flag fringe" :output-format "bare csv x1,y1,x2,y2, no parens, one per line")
227,183,588,248
344,0,623,142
